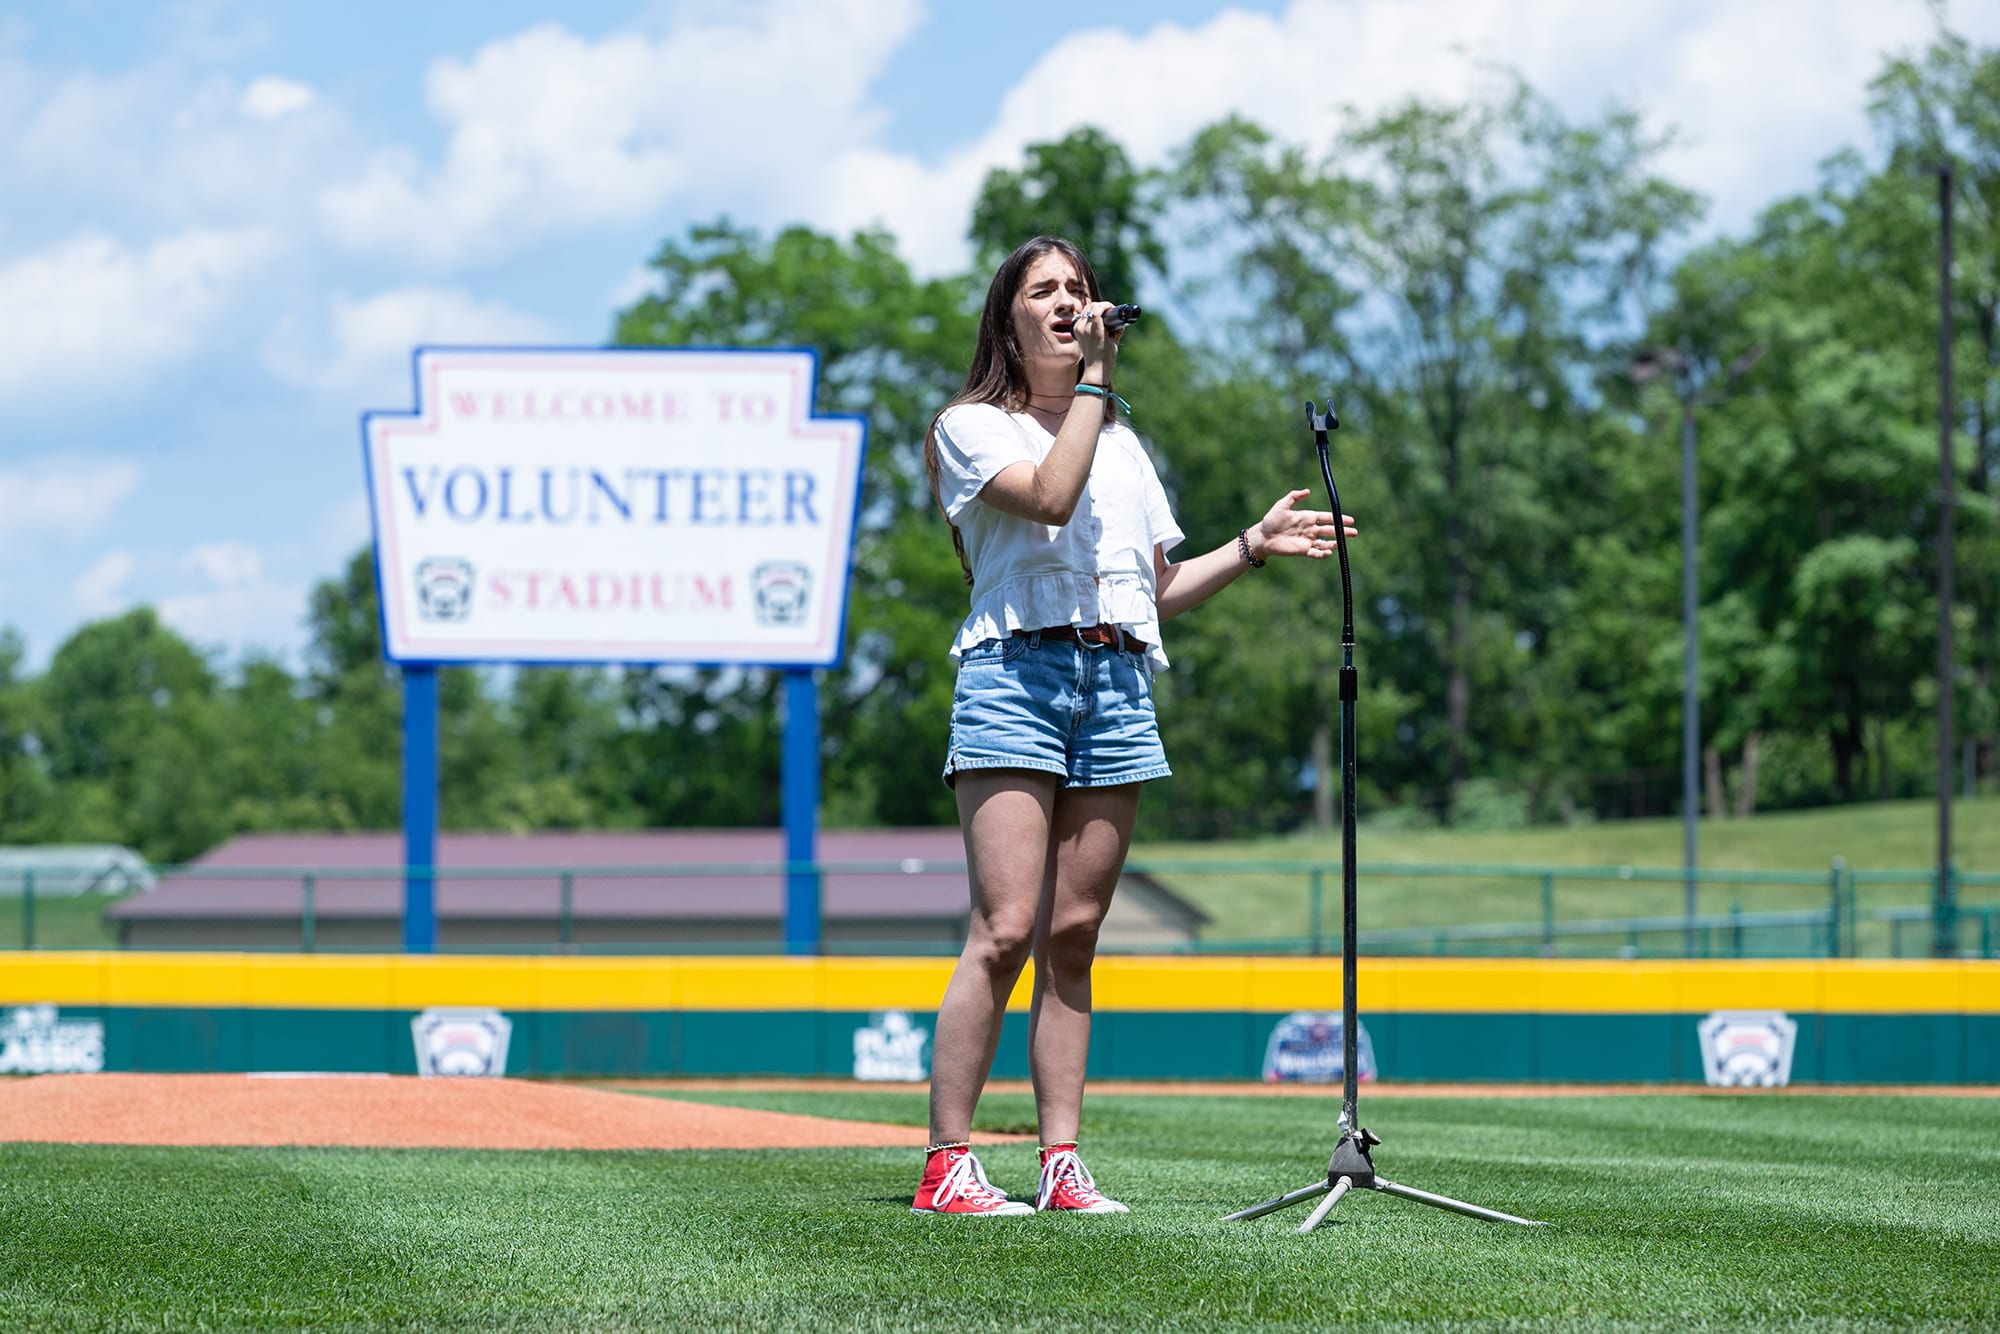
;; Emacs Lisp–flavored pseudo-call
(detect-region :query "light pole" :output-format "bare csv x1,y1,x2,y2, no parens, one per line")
1930,161,1958,958
1634,342,1761,956
1670,355,1701,958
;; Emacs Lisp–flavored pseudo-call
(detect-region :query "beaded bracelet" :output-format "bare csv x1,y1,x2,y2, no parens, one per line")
1074,383,1133,415
1237,528,1266,568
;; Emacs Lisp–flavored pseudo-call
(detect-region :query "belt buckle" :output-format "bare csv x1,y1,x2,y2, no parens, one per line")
1079,624,1113,647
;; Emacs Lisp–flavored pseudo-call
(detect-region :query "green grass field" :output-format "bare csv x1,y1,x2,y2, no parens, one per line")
3,1087,1996,1330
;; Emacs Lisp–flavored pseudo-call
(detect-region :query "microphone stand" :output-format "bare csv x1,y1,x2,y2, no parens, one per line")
1222,398,1543,1234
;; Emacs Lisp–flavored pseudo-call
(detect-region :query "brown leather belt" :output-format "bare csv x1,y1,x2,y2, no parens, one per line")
1018,623,1149,653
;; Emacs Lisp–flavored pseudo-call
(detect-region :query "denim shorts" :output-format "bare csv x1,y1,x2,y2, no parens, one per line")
942,630,1172,789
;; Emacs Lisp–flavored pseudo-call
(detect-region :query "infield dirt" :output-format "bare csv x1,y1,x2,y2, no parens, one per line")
0,1074,1029,1151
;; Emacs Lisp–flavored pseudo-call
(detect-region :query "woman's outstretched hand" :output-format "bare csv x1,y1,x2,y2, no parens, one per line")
1255,489,1358,560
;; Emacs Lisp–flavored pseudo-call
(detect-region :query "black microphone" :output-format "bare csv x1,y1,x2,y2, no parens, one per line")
1100,304,1142,332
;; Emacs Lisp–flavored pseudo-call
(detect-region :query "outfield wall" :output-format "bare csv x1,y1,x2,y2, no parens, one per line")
5,952,1997,1083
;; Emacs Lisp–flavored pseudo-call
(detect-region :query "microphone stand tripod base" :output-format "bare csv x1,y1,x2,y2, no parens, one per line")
1223,1127,1543,1231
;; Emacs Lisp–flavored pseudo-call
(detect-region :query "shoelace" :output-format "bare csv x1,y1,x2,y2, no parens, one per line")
969,1154,1009,1200
934,1154,1010,1210
1038,1149,1106,1207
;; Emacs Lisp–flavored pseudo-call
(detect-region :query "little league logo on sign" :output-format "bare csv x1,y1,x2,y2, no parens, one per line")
0,1004,105,1074
411,1007,513,1077
363,348,866,666
1698,1010,1798,1087
415,556,475,621
853,1010,929,1082
1263,1011,1376,1084
752,561,811,627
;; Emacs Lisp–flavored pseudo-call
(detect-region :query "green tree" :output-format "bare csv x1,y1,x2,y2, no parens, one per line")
36,610,227,862
603,667,785,827
1870,31,2000,792
1169,116,1380,830
1330,82,1700,815
303,550,402,829
216,654,335,832
1165,93,1699,825
0,629,58,843
491,667,637,831
1172,116,1358,387
1783,535,1928,797
1656,155,1943,804
969,126,1167,304
303,548,520,831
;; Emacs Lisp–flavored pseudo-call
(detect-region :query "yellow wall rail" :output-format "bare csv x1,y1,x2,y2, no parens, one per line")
4,952,1996,1014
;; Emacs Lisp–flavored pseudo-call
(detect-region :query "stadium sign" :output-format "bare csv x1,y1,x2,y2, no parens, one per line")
363,348,866,667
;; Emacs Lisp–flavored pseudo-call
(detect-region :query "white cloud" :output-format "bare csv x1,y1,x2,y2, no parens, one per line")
605,262,659,314
1643,2,1960,232
63,537,311,662
155,570,308,660
10,62,154,183
156,493,385,662
0,456,143,549
3,58,358,231
240,75,315,121
0,228,280,403
318,0,924,267
264,285,562,394
811,0,1998,275
315,491,376,563
181,541,263,586
74,550,137,617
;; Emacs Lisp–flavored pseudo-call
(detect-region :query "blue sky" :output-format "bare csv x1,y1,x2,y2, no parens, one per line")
3,0,1994,673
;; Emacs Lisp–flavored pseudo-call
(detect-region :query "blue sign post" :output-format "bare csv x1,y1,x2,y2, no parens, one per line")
781,668,821,955
402,664,439,953
363,348,865,956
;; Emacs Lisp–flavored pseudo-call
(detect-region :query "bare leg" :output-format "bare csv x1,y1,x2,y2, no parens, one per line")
1027,783,1141,1144
927,771,1059,1144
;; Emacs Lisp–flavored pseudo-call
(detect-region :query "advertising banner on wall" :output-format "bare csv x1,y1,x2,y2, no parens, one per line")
1697,1009,1798,1087
411,1006,513,1077
852,1010,930,1081
363,347,867,667
1262,1011,1377,1083
0,1004,104,1073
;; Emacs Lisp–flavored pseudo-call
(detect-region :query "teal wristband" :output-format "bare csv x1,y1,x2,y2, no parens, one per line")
1074,383,1132,416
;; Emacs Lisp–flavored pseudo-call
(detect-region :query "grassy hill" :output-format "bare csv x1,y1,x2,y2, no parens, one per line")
1132,793,2000,953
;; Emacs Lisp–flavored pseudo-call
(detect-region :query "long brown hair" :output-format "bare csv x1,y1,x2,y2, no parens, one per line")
923,235,1117,585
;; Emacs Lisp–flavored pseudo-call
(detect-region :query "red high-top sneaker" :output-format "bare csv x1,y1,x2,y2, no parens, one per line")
1035,1142,1129,1214
911,1144,1032,1216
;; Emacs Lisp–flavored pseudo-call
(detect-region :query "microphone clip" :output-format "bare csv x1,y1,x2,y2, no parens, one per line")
1305,397,1340,446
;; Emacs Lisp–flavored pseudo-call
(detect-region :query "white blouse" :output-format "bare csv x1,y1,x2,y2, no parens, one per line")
934,402,1185,671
